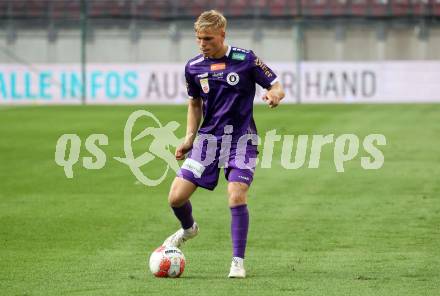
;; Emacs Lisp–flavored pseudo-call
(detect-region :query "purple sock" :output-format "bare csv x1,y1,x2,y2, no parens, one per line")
172,201,194,230
230,205,249,259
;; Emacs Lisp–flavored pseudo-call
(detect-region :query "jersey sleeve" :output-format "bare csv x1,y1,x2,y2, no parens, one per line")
185,64,200,99
249,51,278,89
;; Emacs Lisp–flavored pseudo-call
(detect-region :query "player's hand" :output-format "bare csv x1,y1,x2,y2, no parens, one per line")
262,91,282,108
175,142,193,160
262,82,285,108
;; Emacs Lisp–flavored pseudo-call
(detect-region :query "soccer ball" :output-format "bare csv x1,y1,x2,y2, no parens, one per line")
149,246,186,278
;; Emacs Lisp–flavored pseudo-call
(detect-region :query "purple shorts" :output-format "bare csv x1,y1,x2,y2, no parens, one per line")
177,137,258,190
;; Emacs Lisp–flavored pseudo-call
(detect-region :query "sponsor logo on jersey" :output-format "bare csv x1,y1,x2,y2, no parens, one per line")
226,72,240,86
238,175,250,181
197,72,209,78
200,78,209,93
211,63,226,71
232,52,246,61
181,158,206,178
255,57,274,78
232,47,250,53
212,72,224,79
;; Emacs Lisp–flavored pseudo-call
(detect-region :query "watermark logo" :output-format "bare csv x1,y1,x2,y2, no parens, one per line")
113,110,182,186
54,133,108,178
54,109,387,186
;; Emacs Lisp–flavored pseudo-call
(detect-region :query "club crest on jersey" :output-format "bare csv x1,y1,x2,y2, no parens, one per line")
200,78,210,93
226,72,240,86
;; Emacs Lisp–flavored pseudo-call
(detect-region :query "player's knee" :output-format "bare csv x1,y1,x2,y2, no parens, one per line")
228,189,247,207
168,187,188,208
168,177,196,208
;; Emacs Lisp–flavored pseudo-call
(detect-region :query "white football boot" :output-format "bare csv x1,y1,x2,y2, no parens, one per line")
163,222,199,248
228,257,246,278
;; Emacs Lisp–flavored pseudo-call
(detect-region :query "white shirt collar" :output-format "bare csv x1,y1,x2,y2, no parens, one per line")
225,45,231,57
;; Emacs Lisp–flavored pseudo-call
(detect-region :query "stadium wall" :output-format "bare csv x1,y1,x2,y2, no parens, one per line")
0,23,440,63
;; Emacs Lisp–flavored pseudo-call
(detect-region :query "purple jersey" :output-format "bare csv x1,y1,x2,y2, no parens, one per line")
185,46,278,142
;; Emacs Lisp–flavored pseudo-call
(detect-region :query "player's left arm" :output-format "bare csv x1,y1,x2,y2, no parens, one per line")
262,81,285,109
250,51,285,108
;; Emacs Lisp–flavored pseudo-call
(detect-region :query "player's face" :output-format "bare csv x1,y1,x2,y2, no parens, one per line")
196,28,225,58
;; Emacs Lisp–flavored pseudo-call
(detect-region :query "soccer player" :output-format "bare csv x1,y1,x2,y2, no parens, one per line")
162,10,285,278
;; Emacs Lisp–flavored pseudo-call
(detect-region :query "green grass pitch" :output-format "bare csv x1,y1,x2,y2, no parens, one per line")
1,104,439,295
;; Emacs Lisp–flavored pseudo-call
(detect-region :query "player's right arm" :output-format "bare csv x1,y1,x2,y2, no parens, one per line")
175,98,202,160
175,63,203,160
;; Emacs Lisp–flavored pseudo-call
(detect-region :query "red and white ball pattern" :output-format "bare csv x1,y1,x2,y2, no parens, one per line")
149,246,186,278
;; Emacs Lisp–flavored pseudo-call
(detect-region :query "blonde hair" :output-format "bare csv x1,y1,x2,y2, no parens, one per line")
194,10,227,32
